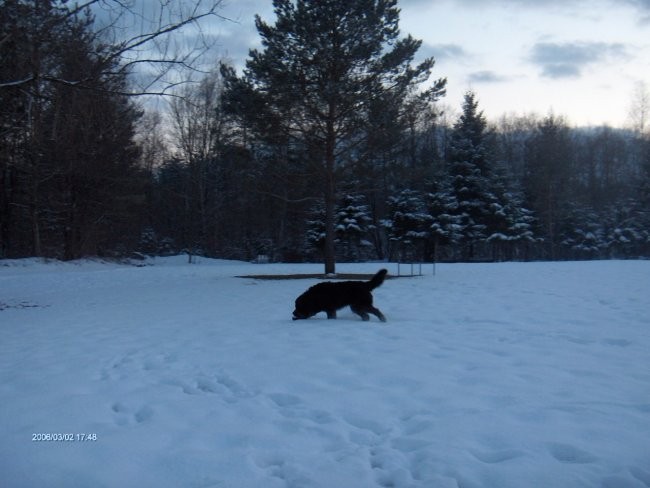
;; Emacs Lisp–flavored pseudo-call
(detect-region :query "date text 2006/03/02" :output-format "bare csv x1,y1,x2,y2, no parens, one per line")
32,433,98,442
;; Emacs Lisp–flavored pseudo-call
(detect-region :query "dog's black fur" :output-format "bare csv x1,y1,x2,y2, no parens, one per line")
292,269,387,322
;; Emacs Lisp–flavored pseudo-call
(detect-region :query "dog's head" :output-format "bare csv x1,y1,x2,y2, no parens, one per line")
292,308,311,320
292,292,315,320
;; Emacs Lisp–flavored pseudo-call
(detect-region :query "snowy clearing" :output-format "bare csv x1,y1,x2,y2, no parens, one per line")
1,257,649,488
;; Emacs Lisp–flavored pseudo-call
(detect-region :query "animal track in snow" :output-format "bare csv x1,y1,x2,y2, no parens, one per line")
267,393,334,425
110,402,154,425
602,338,632,347
111,402,127,413
390,437,431,453
253,452,314,487
343,415,390,437
345,412,442,487
215,373,252,399
630,466,650,487
401,418,436,436
162,371,255,405
268,393,301,407
134,405,154,423
99,351,179,382
142,353,177,371
369,447,411,488
547,442,597,464
99,352,140,381
254,454,286,480
469,448,525,464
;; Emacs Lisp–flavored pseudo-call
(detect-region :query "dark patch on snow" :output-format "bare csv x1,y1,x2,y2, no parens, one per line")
0,301,46,311
237,273,399,280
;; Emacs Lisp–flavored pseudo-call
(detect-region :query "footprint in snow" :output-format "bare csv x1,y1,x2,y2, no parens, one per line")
343,414,389,437
268,393,301,407
134,405,154,423
547,442,597,464
400,414,437,437
165,373,254,404
369,447,411,488
268,393,334,425
216,373,253,399
99,352,139,381
111,402,154,425
391,437,432,453
629,466,650,487
253,453,314,486
602,338,632,347
111,402,128,414
469,448,525,464
142,353,177,371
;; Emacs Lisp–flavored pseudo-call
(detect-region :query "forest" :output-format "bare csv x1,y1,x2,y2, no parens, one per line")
2,0,649,267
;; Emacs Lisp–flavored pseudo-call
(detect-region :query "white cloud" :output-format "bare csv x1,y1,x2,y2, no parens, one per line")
419,42,470,61
467,70,511,83
528,42,630,79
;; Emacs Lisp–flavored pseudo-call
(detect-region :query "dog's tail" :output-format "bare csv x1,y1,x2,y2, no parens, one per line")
367,269,388,290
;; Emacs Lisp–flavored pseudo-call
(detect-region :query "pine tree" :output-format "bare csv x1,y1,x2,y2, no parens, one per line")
601,200,644,258
524,114,575,259
447,91,496,259
425,178,461,260
306,195,374,261
221,0,445,274
501,192,537,260
559,205,604,259
637,137,650,255
483,167,537,260
386,189,431,261
335,195,374,261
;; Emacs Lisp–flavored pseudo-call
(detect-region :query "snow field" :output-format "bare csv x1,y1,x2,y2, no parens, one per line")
1,257,649,487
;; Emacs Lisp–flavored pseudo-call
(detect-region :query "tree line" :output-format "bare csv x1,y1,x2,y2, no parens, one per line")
0,0,222,260
2,0,649,266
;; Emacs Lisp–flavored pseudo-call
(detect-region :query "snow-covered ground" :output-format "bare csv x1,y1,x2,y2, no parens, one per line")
1,257,649,488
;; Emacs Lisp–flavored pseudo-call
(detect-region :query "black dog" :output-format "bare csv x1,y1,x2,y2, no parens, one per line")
292,269,387,322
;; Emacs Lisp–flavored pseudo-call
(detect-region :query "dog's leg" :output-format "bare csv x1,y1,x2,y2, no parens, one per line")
368,306,386,322
326,309,337,319
351,305,370,321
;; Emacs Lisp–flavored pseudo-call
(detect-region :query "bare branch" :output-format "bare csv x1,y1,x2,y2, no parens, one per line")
0,76,35,89
0,0,232,98
256,191,322,204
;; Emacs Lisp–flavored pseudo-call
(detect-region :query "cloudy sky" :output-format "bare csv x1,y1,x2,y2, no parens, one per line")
211,0,649,127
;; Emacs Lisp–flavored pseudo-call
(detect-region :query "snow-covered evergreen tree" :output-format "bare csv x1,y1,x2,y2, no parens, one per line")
447,91,497,259
484,169,537,260
560,205,605,259
335,195,374,261
633,137,650,255
386,189,432,261
603,200,645,258
305,202,327,254
446,91,539,260
425,178,462,260
306,195,374,261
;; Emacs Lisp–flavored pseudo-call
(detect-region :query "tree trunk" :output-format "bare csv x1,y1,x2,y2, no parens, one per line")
0,167,10,257
324,114,337,275
324,151,336,275
31,179,42,257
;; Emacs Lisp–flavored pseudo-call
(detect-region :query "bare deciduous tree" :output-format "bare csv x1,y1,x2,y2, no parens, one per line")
628,80,649,136
0,0,227,96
